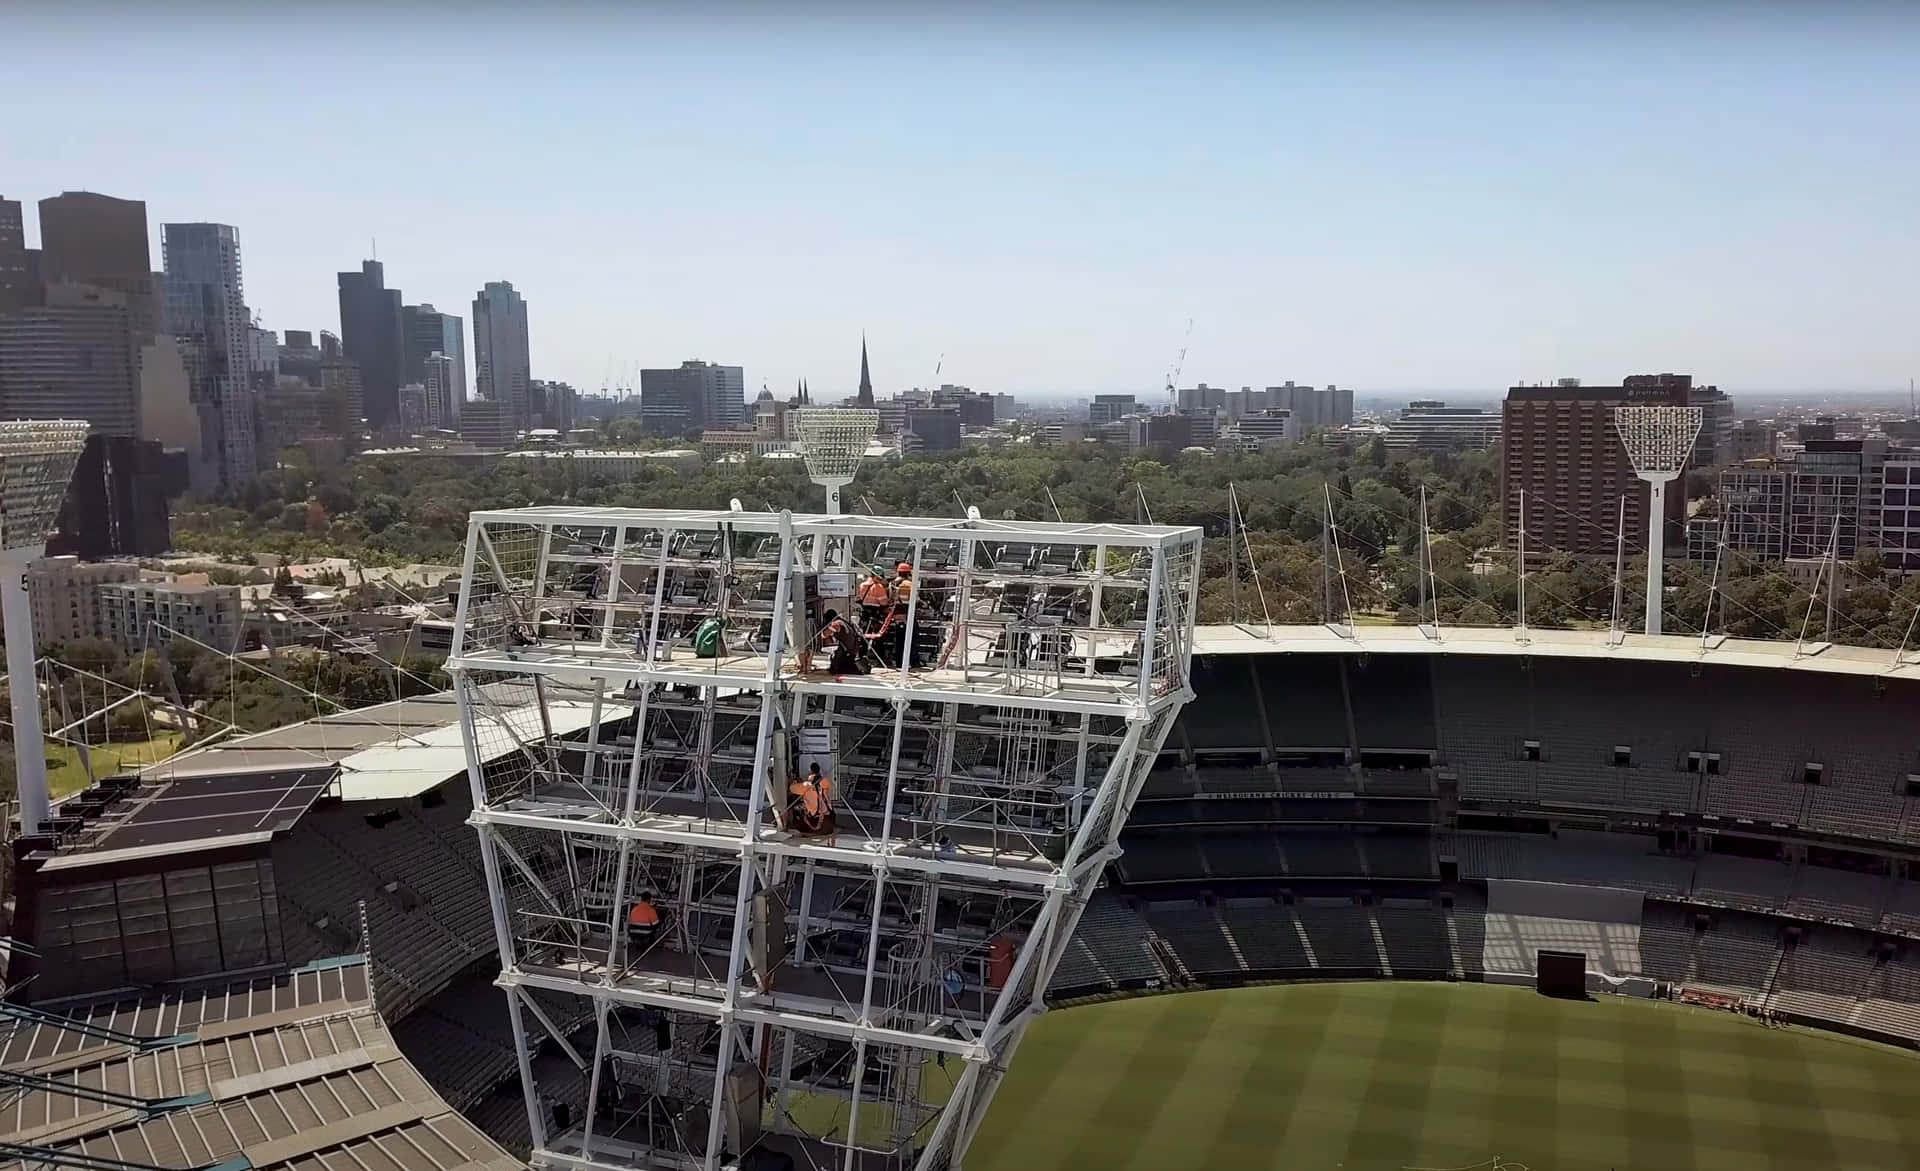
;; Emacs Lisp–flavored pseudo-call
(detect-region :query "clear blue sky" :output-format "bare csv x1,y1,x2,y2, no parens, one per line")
8,3,1918,400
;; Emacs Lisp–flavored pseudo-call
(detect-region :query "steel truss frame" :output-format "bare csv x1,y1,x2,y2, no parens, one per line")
451,507,1200,1171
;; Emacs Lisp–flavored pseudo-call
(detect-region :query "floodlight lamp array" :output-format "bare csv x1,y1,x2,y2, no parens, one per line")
1612,405,1704,478
790,407,879,486
0,421,90,553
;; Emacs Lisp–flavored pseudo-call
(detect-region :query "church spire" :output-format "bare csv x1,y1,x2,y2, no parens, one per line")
856,334,875,408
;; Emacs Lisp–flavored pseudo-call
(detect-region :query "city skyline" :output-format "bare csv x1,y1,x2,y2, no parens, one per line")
9,5,1920,400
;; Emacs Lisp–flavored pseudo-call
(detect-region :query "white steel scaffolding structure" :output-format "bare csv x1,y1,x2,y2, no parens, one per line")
449,506,1202,1171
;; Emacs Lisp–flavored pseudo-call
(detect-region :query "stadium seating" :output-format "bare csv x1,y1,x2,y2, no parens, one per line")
1216,899,1312,971
1448,889,1488,977
1177,657,1267,752
1634,903,1698,986
1422,655,1920,845
1253,657,1350,752
1455,832,1692,896
1360,836,1435,878
1143,902,1242,976
394,966,594,1111
1690,854,1793,914
1856,956,1920,1042
1371,902,1452,976
1278,834,1364,877
1344,656,1439,751
1766,930,1877,1023
273,785,495,1020
1879,882,1920,937
1684,912,1780,997
1293,903,1384,973
1066,895,1166,989
1789,865,1890,926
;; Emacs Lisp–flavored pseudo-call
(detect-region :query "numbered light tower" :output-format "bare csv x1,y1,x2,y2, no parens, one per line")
449,505,1201,1171
0,421,91,835
791,408,880,517
1613,404,1703,636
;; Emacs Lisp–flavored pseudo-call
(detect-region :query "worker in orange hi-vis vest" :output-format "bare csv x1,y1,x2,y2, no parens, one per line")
855,568,894,633
788,763,835,835
886,563,917,667
627,893,662,957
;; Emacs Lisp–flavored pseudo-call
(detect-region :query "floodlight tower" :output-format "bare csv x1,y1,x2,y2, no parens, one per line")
1613,405,1703,636
791,407,879,570
790,407,879,517
0,421,90,835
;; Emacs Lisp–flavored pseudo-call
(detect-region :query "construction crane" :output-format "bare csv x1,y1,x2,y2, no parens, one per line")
1164,317,1192,411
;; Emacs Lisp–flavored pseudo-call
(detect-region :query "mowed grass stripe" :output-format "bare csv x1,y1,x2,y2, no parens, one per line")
1191,984,1340,1170
1274,983,1395,1158
1080,992,1232,1152
968,983,1920,1171
1339,983,1447,1169
1623,995,1698,1171
1412,984,1508,1162
1488,988,1561,1169
1117,990,1284,1171
964,994,1167,1169
1731,1019,1842,1170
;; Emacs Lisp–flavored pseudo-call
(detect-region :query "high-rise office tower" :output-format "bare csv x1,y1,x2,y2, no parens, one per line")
0,284,139,435
48,435,188,559
402,303,466,404
337,260,403,428
163,223,256,489
38,192,157,341
472,281,531,429
531,380,576,432
0,197,37,312
1266,382,1353,432
423,352,460,429
1501,374,1691,557
319,344,364,440
639,360,745,436
1688,383,1734,468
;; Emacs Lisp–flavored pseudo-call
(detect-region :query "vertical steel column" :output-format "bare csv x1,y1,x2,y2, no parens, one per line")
597,524,627,647
704,512,798,1169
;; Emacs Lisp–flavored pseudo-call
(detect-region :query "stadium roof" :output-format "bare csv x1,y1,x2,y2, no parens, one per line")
0,955,521,1171
1189,623,1920,683
67,767,334,856
138,681,627,802
52,622,1907,863
39,683,626,865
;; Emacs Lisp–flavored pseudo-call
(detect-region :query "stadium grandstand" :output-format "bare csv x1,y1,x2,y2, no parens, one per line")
7,617,1920,1167
3,683,599,1164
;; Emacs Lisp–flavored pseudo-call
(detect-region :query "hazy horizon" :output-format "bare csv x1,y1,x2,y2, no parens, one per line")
9,3,1920,400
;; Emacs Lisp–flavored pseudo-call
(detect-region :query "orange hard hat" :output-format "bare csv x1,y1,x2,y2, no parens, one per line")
896,562,913,575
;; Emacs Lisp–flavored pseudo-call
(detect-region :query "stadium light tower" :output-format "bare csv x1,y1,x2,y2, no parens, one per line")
0,421,90,836
790,407,879,517
1613,405,1703,636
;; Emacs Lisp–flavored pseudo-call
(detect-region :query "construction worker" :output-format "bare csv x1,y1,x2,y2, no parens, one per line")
855,567,894,633
817,609,869,675
789,763,835,835
627,893,662,958
887,563,917,667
